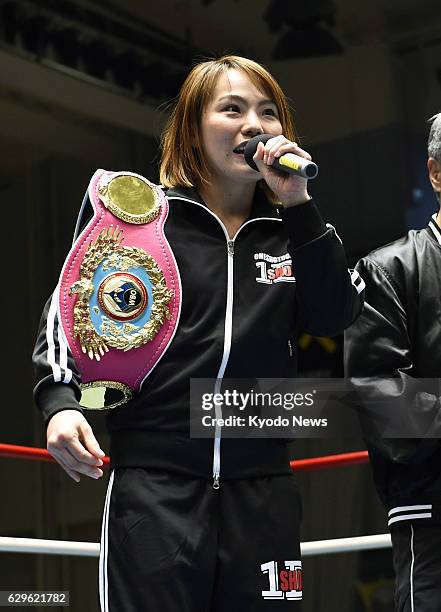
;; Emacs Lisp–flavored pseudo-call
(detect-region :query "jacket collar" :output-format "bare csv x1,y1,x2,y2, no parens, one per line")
428,213,441,246
165,184,282,221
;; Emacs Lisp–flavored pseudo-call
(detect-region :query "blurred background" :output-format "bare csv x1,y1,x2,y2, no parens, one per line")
1,0,440,610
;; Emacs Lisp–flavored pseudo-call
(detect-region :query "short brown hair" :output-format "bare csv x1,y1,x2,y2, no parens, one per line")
159,55,298,195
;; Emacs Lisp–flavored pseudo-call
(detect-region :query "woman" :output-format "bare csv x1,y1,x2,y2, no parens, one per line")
33,55,364,611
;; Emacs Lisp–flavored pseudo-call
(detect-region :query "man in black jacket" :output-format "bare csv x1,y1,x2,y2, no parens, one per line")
344,112,441,612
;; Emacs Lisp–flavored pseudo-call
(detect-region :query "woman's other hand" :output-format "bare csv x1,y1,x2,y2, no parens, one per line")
47,410,105,482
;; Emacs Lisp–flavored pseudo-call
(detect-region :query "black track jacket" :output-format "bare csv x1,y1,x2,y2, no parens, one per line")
33,183,364,480
345,215,441,528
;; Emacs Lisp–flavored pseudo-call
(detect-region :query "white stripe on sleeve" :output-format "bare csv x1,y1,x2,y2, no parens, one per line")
46,289,62,383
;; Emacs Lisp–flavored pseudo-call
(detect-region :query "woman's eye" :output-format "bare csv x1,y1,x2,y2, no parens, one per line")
224,105,240,113
264,108,277,116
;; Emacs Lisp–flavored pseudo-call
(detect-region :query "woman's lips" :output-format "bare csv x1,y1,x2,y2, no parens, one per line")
233,141,249,154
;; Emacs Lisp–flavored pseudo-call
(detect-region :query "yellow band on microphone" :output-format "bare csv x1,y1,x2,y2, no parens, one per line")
278,156,301,171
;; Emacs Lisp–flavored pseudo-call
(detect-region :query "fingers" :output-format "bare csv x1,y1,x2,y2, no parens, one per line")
263,135,286,166
54,455,82,483
273,142,312,163
48,439,104,481
78,420,106,461
55,450,102,483
253,136,312,168
67,435,103,466
46,411,105,482
252,141,266,169
63,445,104,479
64,467,82,483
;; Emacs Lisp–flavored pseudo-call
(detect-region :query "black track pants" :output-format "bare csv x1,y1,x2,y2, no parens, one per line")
392,523,441,611
99,468,303,611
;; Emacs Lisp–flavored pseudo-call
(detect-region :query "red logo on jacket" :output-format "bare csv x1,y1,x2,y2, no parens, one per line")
254,252,295,284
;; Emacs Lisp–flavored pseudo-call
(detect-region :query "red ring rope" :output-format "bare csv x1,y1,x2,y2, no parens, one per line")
0,443,368,471
290,451,368,471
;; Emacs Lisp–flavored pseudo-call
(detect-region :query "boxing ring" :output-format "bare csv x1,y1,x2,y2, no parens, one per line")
0,443,391,558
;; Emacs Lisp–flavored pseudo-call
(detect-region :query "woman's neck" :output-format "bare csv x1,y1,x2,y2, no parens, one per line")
198,179,256,238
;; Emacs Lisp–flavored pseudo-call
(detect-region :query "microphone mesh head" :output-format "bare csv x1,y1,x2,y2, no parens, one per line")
244,134,272,171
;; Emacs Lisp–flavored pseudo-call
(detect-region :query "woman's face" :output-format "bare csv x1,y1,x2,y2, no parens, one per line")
200,69,283,186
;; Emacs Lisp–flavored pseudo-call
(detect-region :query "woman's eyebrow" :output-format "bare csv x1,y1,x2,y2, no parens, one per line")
217,94,276,106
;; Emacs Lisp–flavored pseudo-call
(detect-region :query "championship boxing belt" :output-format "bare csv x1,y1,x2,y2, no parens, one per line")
58,169,181,409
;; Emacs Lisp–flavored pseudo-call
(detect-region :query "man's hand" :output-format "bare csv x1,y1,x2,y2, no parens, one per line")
47,410,105,482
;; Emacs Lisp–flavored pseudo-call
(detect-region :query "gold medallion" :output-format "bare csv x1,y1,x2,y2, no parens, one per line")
98,174,161,224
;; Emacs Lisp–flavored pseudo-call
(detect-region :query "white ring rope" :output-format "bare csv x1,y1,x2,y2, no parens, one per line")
0,533,392,557
301,534,391,556
0,537,99,557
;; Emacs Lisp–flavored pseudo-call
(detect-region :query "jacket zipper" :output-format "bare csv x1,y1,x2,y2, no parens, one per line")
212,238,234,489
166,196,282,489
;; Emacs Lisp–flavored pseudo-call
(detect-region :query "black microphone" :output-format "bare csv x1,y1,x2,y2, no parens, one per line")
244,134,318,179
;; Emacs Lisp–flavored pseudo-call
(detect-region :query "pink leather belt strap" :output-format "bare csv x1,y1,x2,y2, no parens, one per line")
58,169,181,409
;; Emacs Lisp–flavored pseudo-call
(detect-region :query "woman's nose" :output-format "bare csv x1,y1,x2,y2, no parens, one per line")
241,111,263,136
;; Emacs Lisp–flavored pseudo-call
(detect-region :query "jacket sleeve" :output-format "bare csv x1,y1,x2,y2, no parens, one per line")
344,257,441,464
32,190,93,425
32,288,84,426
282,199,365,337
